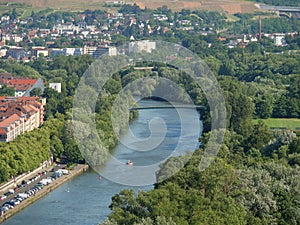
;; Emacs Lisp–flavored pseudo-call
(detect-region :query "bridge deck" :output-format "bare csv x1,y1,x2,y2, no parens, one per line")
129,105,204,110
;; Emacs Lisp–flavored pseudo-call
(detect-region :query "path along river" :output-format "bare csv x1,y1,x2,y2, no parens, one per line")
2,99,202,225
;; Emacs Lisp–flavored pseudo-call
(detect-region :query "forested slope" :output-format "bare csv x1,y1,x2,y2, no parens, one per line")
102,75,300,225
254,0,300,7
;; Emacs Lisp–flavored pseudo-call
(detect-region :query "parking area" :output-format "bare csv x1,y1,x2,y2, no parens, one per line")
0,165,69,217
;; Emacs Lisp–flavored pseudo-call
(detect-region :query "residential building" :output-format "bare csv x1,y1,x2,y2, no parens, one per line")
49,83,62,93
50,48,83,57
31,47,49,57
0,73,45,97
0,114,25,142
0,48,7,57
0,96,44,142
274,34,286,46
5,47,27,60
105,1,126,5
128,40,156,53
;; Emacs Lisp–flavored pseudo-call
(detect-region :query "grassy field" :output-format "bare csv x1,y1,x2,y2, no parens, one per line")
253,118,300,131
0,0,259,14
0,2,50,19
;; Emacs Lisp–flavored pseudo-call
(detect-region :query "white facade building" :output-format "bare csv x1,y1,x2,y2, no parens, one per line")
49,83,62,93
274,34,286,46
128,40,156,53
83,45,117,58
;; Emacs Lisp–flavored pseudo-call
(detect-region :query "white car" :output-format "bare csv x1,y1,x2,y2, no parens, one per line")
11,199,20,205
4,204,13,209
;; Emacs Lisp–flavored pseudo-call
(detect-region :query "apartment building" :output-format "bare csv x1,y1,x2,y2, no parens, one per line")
83,45,117,58
0,73,44,97
0,96,44,142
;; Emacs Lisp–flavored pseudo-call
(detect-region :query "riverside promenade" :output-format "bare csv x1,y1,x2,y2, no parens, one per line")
0,164,89,223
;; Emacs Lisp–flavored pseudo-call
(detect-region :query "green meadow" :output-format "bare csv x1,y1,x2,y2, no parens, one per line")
253,118,300,131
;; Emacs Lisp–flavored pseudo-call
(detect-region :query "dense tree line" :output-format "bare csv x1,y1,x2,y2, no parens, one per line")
0,55,93,181
98,32,300,224
103,126,300,225
0,6,299,223
0,84,15,96
0,53,141,182
254,0,300,6
0,118,55,182
101,73,300,224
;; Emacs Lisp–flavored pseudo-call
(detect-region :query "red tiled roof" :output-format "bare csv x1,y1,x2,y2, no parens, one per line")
0,97,43,127
28,105,38,112
0,78,38,91
28,30,37,36
0,127,6,135
22,105,34,113
0,114,20,127
32,48,47,51
2,78,37,86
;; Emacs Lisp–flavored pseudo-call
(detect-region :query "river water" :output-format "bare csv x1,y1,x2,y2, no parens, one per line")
2,99,202,225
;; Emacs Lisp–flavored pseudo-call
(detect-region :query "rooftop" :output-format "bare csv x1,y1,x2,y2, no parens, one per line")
0,114,20,128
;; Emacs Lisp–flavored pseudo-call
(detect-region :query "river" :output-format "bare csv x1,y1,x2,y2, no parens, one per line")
2,99,202,225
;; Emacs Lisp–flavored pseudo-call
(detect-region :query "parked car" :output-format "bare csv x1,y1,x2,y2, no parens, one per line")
4,204,13,209
0,195,7,201
4,192,12,197
10,199,20,205
18,193,29,199
0,206,8,212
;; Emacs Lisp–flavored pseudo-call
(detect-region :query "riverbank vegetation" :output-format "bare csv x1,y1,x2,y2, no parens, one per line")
0,3,299,224
102,66,300,225
95,6,299,225
0,54,138,183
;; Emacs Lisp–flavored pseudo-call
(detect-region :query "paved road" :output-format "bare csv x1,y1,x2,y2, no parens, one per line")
0,164,88,223
0,164,65,207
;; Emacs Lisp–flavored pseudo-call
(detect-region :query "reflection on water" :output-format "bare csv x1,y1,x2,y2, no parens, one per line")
2,99,202,225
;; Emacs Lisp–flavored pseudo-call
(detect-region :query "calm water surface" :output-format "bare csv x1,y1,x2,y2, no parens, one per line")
2,99,202,225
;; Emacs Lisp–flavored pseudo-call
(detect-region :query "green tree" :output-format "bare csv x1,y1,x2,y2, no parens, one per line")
30,88,43,96
0,84,15,96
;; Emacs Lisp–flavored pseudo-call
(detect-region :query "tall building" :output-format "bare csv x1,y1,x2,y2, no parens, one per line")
83,45,117,59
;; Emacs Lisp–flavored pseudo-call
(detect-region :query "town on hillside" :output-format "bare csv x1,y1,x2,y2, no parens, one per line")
0,3,300,61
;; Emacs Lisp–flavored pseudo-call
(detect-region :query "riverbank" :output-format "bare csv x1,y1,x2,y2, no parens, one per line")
0,160,52,195
0,164,89,224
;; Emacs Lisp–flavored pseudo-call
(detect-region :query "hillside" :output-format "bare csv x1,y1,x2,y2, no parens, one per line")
0,0,259,14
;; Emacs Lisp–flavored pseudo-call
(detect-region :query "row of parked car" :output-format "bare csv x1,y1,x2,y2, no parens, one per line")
0,171,47,202
0,168,68,217
0,183,43,216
